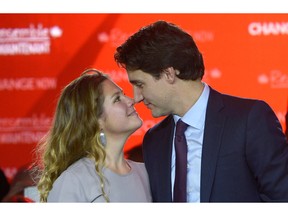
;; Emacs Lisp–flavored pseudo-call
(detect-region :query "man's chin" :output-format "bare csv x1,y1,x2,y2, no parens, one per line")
151,110,165,118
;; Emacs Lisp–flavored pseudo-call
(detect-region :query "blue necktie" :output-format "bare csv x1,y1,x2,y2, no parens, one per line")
173,119,189,202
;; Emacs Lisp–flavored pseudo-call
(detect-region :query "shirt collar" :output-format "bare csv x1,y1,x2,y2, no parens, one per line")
173,82,210,130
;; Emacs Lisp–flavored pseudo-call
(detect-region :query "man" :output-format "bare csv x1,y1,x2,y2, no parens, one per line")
114,20,288,202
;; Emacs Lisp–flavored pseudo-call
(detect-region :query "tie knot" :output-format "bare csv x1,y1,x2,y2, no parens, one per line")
176,119,189,135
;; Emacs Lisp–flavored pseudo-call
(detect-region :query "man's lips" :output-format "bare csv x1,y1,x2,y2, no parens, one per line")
144,103,152,109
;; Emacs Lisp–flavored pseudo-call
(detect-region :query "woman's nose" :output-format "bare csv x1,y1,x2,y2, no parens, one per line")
125,95,135,106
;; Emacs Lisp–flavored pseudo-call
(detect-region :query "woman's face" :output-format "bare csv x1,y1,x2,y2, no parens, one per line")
98,79,142,138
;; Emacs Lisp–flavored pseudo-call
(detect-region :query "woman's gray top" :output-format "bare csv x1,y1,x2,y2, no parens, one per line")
47,157,152,202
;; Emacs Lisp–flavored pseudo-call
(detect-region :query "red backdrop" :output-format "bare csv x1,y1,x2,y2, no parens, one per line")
0,14,287,181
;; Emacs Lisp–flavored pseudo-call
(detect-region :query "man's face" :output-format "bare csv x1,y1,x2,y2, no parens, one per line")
127,69,172,118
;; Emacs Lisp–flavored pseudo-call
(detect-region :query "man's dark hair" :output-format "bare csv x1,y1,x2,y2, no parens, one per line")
114,20,205,80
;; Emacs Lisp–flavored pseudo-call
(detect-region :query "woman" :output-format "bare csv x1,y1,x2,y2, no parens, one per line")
36,69,152,202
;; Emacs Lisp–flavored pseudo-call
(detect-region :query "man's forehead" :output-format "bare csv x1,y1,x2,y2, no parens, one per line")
128,69,151,77
127,70,144,80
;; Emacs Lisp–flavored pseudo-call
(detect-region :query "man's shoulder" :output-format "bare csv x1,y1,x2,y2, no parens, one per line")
209,86,271,115
209,86,263,106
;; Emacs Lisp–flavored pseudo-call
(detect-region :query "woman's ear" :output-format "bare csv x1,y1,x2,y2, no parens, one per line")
97,115,105,130
163,67,178,84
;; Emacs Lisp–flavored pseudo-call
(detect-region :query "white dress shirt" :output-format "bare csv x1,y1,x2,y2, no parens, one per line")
171,82,210,202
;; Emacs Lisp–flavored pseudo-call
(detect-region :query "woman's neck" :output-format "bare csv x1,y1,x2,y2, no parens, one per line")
105,153,131,175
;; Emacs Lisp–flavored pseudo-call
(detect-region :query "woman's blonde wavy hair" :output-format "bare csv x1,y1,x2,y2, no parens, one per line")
36,69,110,202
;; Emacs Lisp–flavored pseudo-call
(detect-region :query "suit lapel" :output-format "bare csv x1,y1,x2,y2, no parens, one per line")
158,116,175,201
200,88,226,202
146,115,175,201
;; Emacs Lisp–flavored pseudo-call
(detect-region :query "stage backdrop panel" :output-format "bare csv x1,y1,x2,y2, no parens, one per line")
0,14,287,181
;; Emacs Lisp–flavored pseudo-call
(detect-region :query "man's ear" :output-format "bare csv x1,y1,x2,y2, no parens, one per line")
163,67,179,84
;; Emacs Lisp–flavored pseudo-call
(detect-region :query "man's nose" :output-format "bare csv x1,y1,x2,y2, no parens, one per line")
133,87,144,103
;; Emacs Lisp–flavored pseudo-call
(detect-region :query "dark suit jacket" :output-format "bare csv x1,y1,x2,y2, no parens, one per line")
142,87,288,202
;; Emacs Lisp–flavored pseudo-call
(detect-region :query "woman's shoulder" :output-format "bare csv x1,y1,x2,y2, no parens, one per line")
51,157,99,191
48,158,100,202
62,157,95,178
